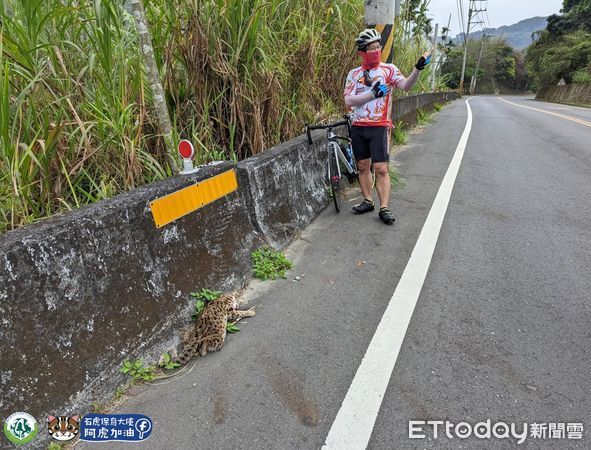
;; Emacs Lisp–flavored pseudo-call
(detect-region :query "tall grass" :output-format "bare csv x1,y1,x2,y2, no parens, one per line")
1,0,168,232
1,0,436,233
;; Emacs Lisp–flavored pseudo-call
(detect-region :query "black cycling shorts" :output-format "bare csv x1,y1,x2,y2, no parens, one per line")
351,125,389,163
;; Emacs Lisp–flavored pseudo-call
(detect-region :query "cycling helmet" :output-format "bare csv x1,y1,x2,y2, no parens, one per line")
356,28,382,51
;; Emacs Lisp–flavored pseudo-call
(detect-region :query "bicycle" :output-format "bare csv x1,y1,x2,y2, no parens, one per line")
306,116,358,213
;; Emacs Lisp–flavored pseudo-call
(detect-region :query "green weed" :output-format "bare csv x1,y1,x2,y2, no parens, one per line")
393,121,408,145
158,352,181,370
226,322,240,333
251,247,293,280
190,288,221,320
416,108,430,125
388,166,405,188
114,386,126,400
91,402,106,413
47,442,62,450
120,359,156,382
191,288,222,302
433,102,443,112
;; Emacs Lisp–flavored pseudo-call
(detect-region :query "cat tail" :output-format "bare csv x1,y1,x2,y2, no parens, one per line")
173,337,205,365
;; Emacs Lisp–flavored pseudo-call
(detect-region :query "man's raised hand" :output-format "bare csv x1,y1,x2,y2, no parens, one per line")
415,49,433,70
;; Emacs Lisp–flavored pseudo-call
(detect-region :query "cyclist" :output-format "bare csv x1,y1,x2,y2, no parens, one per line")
344,28,431,224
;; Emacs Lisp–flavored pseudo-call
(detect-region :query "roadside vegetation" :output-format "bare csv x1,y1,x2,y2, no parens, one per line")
439,0,591,93
439,37,527,93
251,247,293,280
526,0,591,88
1,0,437,233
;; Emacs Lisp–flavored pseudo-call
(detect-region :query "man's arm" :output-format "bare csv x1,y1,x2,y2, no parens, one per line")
345,82,389,107
344,92,375,107
395,69,420,91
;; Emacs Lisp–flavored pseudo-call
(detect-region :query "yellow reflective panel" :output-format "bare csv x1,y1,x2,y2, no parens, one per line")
149,169,238,228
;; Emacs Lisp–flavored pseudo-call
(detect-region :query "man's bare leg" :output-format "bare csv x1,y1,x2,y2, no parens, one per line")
357,158,373,201
374,161,390,208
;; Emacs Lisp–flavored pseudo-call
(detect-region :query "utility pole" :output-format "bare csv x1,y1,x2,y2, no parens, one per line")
459,0,487,93
365,0,398,63
430,23,439,91
469,35,486,94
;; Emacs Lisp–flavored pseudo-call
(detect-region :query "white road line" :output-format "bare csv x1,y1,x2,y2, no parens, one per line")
322,98,473,450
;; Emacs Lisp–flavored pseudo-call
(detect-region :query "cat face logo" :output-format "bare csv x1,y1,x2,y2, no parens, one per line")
47,415,80,441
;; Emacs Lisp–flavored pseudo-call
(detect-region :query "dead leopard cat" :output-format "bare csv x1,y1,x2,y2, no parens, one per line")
174,292,255,365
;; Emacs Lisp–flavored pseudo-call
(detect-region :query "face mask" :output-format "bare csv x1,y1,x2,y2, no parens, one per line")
359,49,382,69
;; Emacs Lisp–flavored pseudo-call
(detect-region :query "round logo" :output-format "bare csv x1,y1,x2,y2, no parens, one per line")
134,418,152,439
4,412,38,445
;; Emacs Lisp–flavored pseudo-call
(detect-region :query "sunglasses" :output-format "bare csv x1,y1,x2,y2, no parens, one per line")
362,70,373,87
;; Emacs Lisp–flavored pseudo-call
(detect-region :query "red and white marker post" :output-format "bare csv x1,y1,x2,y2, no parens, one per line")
178,139,199,175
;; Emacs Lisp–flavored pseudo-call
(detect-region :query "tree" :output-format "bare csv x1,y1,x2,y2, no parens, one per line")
526,0,591,88
440,38,520,92
129,0,178,172
400,0,433,40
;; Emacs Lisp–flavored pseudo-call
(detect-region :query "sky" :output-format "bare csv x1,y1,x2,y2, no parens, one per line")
425,0,563,35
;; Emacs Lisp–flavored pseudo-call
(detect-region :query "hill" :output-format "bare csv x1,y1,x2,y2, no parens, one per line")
453,16,548,50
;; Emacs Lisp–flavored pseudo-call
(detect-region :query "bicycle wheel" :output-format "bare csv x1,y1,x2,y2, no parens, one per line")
328,147,342,213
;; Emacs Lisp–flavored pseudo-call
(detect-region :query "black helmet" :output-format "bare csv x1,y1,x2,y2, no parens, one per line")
356,28,382,51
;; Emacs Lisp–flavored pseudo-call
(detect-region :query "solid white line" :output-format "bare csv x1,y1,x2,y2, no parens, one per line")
322,98,473,450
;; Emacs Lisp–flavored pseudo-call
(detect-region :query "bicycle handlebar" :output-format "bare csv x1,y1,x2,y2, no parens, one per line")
305,116,351,145
307,119,349,131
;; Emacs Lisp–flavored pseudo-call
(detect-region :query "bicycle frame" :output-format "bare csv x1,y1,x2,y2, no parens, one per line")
327,131,356,178
305,116,358,213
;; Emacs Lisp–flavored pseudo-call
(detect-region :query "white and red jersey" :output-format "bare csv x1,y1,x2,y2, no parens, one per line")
343,63,405,127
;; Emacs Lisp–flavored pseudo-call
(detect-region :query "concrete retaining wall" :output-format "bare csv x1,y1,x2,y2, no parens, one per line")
0,92,455,438
0,162,267,424
237,133,329,249
393,91,459,128
536,84,591,106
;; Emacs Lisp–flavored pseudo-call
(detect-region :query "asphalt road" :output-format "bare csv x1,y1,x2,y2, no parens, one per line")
78,96,591,450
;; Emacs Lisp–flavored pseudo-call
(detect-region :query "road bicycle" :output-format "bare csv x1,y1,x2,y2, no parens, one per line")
306,116,358,212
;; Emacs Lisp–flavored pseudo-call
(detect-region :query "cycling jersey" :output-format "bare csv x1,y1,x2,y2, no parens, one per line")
343,63,405,128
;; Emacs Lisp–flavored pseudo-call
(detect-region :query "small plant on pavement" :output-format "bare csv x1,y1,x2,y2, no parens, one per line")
251,247,293,280
226,322,240,333
91,402,106,413
120,359,156,382
416,108,430,125
190,288,221,320
158,352,181,370
114,386,126,400
388,166,404,188
393,121,407,145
